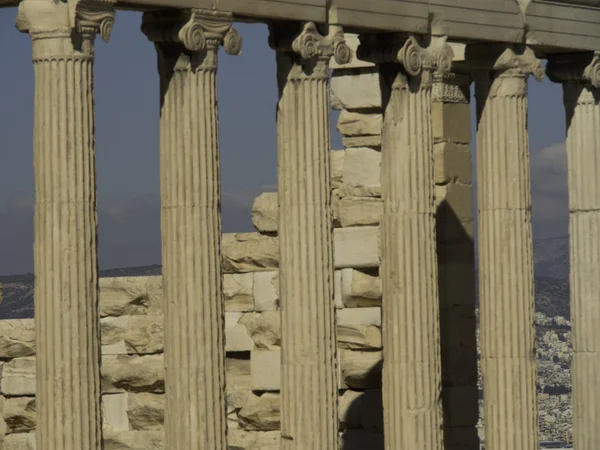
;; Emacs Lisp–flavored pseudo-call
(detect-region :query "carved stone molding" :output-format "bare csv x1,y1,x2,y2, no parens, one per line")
547,51,600,89
432,71,472,103
269,21,351,77
464,44,544,81
74,0,116,43
142,9,241,55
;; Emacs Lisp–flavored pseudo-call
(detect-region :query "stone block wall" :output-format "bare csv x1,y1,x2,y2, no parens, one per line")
0,34,476,450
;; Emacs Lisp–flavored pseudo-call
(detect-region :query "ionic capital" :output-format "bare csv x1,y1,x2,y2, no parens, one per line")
546,52,600,89
464,44,544,81
356,34,454,78
142,9,242,55
73,0,115,42
269,21,351,77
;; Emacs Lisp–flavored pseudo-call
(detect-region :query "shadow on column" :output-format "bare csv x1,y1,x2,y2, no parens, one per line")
436,199,480,450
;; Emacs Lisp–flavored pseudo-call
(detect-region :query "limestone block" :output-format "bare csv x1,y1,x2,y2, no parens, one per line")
436,183,475,241
341,268,382,307
102,355,165,393
338,186,381,198
331,68,382,110
226,356,252,392
1,359,34,396
342,135,382,149
338,389,363,429
337,110,382,137
3,433,35,450
238,312,280,350
330,150,346,189
334,270,344,309
103,430,164,450
238,393,280,431
99,276,163,317
433,142,472,185
250,350,280,391
4,397,36,434
102,393,130,431
340,350,382,389
127,393,164,431
0,320,35,359
227,430,280,450
251,193,278,234
0,395,6,435
337,325,382,350
253,271,279,311
334,226,380,269
339,430,384,450
330,34,375,70
224,273,254,312
343,147,381,189
338,197,383,227
222,233,278,273
332,188,342,227
101,316,163,355
226,313,255,352
227,390,253,411
432,102,471,144
337,307,381,327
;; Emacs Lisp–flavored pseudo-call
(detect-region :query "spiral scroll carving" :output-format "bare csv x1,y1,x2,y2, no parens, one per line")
584,54,600,88
333,39,352,65
98,15,114,42
178,19,206,52
224,28,242,55
531,59,545,82
292,22,320,60
75,2,116,43
398,36,422,77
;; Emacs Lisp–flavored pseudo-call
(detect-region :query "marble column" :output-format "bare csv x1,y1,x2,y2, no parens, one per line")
547,52,600,450
142,10,241,450
269,22,349,450
364,35,451,450
469,45,544,450
432,72,479,450
16,0,114,449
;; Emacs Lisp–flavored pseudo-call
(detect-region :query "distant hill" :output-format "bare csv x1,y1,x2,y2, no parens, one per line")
0,236,571,320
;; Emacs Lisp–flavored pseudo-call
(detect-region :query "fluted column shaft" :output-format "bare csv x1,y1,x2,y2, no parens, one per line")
16,1,114,449
473,46,542,450
271,22,349,450
548,52,600,449
379,47,443,450
143,10,241,450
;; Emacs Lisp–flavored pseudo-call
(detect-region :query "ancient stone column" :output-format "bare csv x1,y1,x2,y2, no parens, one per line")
469,45,544,450
432,71,479,450
547,52,600,450
15,0,114,449
142,10,241,450
269,22,350,449
358,34,452,450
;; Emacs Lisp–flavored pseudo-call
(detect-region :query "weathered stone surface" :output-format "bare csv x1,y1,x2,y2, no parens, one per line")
3,432,36,450
251,193,278,234
334,226,380,269
0,395,6,435
4,397,36,434
337,307,381,327
0,320,35,359
330,150,345,189
337,110,382,137
337,325,382,350
1,358,34,396
238,393,280,431
343,147,381,189
103,430,164,450
436,183,475,240
99,276,163,317
343,135,382,148
434,142,472,185
341,268,382,307
226,356,252,392
227,430,280,450
253,272,279,311
331,68,382,110
338,389,363,429
250,350,280,391
338,197,383,227
224,273,254,312
127,393,165,431
329,33,375,70
223,233,278,273
239,312,281,350
101,316,163,355
103,393,130,431
102,355,164,393
334,270,344,309
340,350,382,389
338,390,383,431
433,102,471,144
338,186,381,198
226,313,255,352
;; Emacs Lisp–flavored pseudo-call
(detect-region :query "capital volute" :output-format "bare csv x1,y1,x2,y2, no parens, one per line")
142,9,242,55
269,21,351,66
73,0,116,43
464,44,544,81
546,52,600,89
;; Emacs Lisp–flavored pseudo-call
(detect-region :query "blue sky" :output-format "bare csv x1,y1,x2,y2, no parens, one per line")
0,10,568,275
